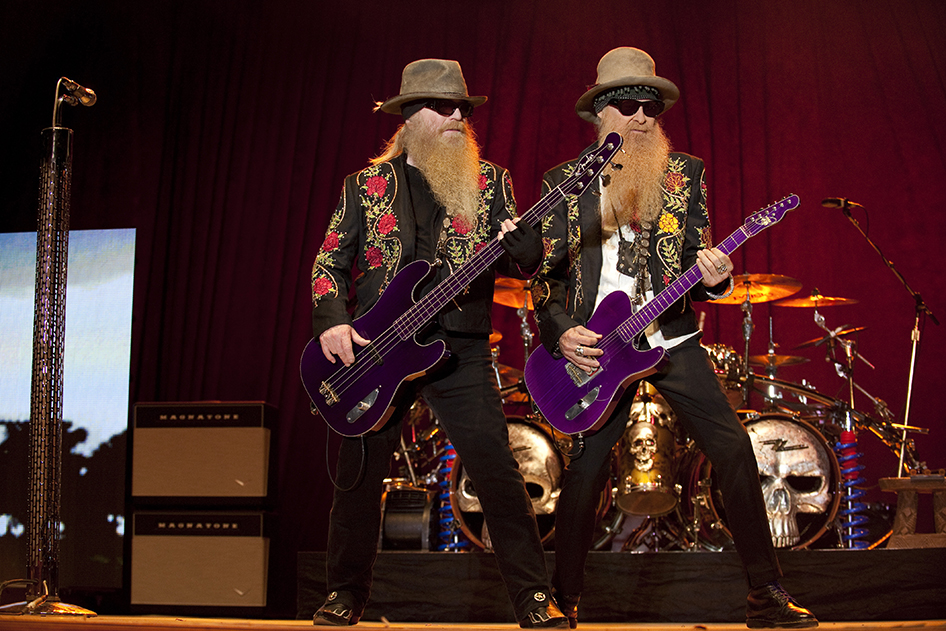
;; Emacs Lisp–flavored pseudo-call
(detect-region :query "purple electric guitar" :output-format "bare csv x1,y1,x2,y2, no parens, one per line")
301,133,623,437
524,195,800,435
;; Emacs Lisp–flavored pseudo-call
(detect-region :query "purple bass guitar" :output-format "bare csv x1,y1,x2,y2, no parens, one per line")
301,133,623,437
523,195,799,435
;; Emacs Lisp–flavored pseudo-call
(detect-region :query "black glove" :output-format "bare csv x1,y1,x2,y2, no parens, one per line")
499,219,542,270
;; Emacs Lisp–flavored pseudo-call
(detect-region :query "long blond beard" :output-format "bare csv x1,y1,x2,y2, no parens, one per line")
378,119,482,224
596,116,671,232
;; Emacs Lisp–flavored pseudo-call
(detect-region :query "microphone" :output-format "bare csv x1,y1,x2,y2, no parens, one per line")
821,197,863,209
61,77,97,106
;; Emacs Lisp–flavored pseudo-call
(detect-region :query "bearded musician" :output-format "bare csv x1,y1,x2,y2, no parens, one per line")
310,59,567,628
530,47,818,629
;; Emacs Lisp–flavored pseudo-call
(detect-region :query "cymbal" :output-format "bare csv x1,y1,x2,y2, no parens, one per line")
493,277,534,310
489,329,503,345
773,290,858,308
496,364,530,403
709,274,802,305
794,326,867,349
495,363,523,387
747,353,810,368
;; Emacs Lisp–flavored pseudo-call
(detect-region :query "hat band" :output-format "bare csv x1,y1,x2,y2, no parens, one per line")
593,85,662,114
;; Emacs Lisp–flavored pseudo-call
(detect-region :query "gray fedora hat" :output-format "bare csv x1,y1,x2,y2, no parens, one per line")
378,59,487,114
575,47,680,123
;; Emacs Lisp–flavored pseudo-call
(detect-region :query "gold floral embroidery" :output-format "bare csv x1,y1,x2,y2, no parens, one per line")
440,162,503,270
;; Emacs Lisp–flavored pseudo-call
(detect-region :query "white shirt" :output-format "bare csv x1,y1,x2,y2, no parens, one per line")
594,229,699,350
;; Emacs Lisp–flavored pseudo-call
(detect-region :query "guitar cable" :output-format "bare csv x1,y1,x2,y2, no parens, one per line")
324,426,368,492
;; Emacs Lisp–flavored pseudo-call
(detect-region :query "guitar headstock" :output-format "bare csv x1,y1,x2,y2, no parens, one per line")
743,194,800,237
565,131,623,195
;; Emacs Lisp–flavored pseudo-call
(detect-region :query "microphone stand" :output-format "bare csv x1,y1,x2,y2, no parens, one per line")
0,78,96,617
833,200,938,476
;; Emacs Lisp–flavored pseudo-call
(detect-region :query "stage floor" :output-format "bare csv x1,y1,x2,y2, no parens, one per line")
2,618,946,631
1,619,946,631
298,549,946,624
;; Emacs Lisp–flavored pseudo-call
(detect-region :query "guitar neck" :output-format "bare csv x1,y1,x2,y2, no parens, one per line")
619,225,750,341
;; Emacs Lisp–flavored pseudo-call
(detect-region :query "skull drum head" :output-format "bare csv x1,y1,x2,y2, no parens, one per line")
676,414,840,549
451,417,563,548
616,389,681,516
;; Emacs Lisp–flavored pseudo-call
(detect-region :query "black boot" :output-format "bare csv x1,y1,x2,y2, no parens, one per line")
747,582,818,628
518,592,569,628
553,592,580,629
313,591,361,626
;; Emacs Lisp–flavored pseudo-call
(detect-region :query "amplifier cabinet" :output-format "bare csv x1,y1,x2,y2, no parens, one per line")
130,511,269,607
132,401,274,501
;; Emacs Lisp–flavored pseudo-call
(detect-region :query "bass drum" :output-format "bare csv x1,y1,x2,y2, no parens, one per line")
450,416,564,548
380,480,438,550
674,413,841,550
703,343,749,411
615,385,683,516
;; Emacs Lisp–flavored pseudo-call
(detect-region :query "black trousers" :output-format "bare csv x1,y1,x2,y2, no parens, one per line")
552,334,782,597
325,334,552,619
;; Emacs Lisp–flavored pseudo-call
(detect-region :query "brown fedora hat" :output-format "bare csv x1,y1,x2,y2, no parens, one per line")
575,47,679,123
378,59,487,114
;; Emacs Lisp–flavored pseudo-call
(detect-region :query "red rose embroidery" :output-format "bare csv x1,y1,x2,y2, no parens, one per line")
312,276,333,297
366,247,384,268
452,217,471,235
665,172,686,193
474,242,486,253
378,213,396,235
321,231,339,252
366,175,387,197
479,174,488,190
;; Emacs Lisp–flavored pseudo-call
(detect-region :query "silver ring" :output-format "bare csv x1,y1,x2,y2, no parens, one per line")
716,263,727,274
575,345,584,357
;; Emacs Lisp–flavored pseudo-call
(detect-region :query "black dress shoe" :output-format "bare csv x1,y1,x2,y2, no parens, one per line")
313,592,361,626
519,596,569,628
552,592,580,629
747,582,818,628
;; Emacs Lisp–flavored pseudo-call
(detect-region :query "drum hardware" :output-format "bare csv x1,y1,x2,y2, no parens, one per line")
493,276,535,367
748,316,809,394
711,273,802,397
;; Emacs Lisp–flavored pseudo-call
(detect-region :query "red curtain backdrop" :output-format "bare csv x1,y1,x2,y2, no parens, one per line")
3,0,944,616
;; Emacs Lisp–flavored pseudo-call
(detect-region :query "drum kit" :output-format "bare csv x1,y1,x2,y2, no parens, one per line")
379,274,930,554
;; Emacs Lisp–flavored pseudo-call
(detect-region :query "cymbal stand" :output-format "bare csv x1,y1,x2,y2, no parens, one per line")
490,344,504,390
813,308,874,549
739,281,755,407
833,199,938,476
517,302,534,366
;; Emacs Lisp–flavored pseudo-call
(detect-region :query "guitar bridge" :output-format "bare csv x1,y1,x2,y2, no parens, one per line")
347,389,379,423
319,382,340,407
566,362,600,386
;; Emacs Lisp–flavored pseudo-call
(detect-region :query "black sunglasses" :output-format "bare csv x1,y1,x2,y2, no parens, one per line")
425,99,474,119
608,99,665,118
